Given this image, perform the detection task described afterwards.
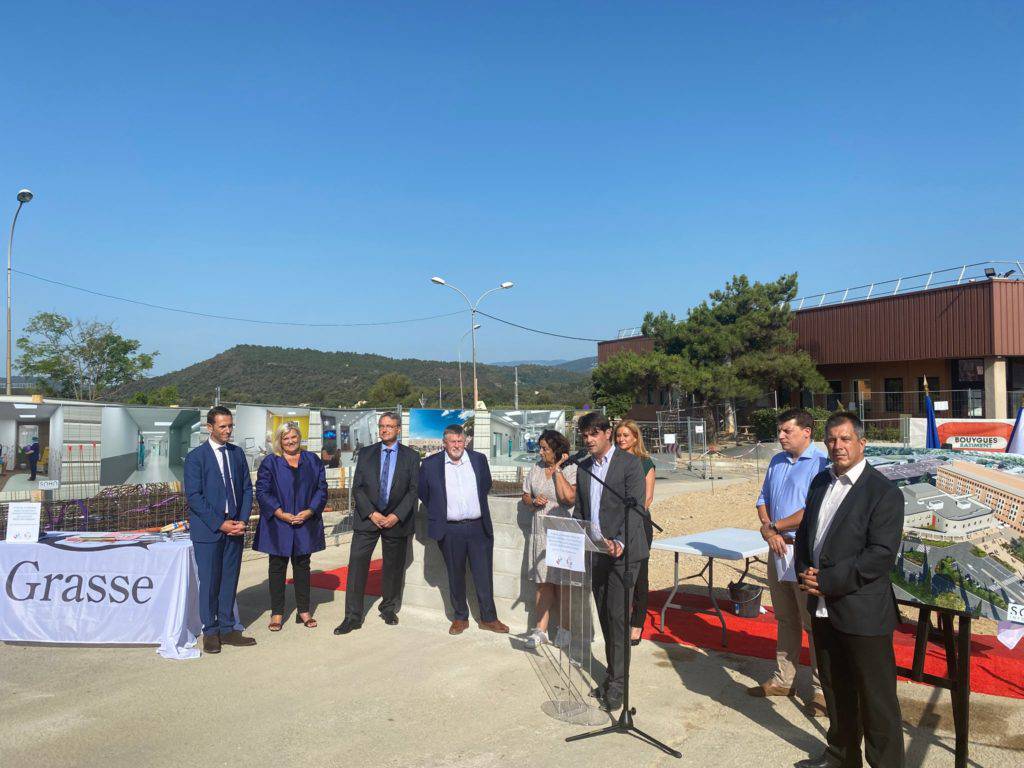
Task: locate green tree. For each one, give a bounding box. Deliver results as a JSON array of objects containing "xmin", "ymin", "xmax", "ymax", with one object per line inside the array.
[
  {"xmin": 368, "ymin": 373, "xmax": 416, "ymax": 406},
  {"xmin": 17, "ymin": 312, "xmax": 156, "ymax": 401},
  {"xmin": 591, "ymin": 350, "xmax": 693, "ymax": 419},
  {"xmin": 641, "ymin": 274, "xmax": 827, "ymax": 405}
]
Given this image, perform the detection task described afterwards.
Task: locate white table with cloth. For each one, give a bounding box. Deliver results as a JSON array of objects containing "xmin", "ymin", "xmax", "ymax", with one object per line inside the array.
[{"xmin": 0, "ymin": 532, "xmax": 202, "ymax": 660}]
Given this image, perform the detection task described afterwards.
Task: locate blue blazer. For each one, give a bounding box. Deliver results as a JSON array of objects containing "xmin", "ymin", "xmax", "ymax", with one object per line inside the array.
[
  {"xmin": 184, "ymin": 441, "xmax": 254, "ymax": 544},
  {"xmin": 253, "ymin": 451, "xmax": 328, "ymax": 557},
  {"xmin": 417, "ymin": 449, "xmax": 492, "ymax": 541}
]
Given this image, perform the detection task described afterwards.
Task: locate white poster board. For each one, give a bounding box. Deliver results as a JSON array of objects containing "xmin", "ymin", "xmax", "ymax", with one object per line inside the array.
[
  {"xmin": 545, "ymin": 529, "xmax": 586, "ymax": 573},
  {"xmin": 663, "ymin": 433, "xmax": 676, "ymax": 445},
  {"xmin": 5, "ymin": 502, "xmax": 41, "ymax": 542}
]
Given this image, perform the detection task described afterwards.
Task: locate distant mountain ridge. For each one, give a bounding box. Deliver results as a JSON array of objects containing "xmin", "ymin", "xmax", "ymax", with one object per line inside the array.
[
  {"xmin": 490, "ymin": 356, "xmax": 597, "ymax": 373},
  {"xmin": 114, "ymin": 345, "xmax": 591, "ymax": 408}
]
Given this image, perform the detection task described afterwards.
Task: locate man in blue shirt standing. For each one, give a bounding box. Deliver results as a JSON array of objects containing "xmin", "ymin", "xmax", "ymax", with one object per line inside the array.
[{"xmin": 747, "ymin": 408, "xmax": 828, "ymax": 717}]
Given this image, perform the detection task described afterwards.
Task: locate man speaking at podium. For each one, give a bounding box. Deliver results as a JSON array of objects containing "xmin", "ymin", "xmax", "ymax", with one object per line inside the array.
[{"xmin": 574, "ymin": 411, "xmax": 648, "ymax": 712}]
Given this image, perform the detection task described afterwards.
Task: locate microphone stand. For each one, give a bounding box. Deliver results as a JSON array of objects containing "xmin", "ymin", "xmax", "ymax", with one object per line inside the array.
[{"xmin": 564, "ymin": 454, "xmax": 682, "ymax": 759}]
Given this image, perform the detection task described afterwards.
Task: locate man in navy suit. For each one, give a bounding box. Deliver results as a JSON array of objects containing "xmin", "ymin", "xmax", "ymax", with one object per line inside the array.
[
  {"xmin": 418, "ymin": 424, "xmax": 509, "ymax": 635},
  {"xmin": 184, "ymin": 405, "xmax": 257, "ymax": 654}
]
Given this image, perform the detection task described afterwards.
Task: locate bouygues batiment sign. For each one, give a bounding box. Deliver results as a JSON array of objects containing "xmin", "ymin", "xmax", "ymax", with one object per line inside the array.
[{"xmin": 910, "ymin": 418, "xmax": 1017, "ymax": 452}]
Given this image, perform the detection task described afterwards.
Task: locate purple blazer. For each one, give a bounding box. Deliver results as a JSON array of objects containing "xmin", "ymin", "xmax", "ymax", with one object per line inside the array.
[{"xmin": 253, "ymin": 451, "xmax": 328, "ymax": 557}]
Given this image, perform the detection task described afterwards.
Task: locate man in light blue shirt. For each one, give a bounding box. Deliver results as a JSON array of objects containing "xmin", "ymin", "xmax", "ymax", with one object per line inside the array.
[{"xmin": 748, "ymin": 409, "xmax": 828, "ymax": 716}]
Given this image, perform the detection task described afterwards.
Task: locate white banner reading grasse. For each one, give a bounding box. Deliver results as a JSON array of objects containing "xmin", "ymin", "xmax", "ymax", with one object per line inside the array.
[{"xmin": 0, "ymin": 534, "xmax": 202, "ymax": 660}]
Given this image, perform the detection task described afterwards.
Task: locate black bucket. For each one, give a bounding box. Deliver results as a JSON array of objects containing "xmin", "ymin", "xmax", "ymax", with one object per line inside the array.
[{"xmin": 727, "ymin": 581, "xmax": 763, "ymax": 618}]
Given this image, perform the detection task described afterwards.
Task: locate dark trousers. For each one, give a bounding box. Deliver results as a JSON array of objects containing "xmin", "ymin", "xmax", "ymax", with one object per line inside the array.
[
  {"xmin": 344, "ymin": 530, "xmax": 409, "ymax": 621},
  {"xmin": 812, "ymin": 617, "xmax": 905, "ymax": 768},
  {"xmin": 193, "ymin": 536, "xmax": 243, "ymax": 635},
  {"xmin": 629, "ymin": 519, "xmax": 655, "ymax": 628},
  {"xmin": 439, "ymin": 519, "xmax": 497, "ymax": 623},
  {"xmin": 28, "ymin": 458, "xmax": 37, "ymax": 480},
  {"xmin": 592, "ymin": 553, "xmax": 641, "ymax": 700},
  {"xmin": 268, "ymin": 553, "xmax": 311, "ymax": 615}
]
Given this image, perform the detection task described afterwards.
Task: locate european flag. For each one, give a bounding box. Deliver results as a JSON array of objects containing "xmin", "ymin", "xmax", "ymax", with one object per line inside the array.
[
  {"xmin": 924, "ymin": 393, "xmax": 941, "ymax": 449},
  {"xmin": 1008, "ymin": 403, "xmax": 1024, "ymax": 456}
]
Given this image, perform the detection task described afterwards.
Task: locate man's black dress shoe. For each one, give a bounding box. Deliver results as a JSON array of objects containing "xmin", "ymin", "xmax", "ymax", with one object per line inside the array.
[
  {"xmin": 380, "ymin": 611, "xmax": 399, "ymax": 626},
  {"xmin": 333, "ymin": 618, "xmax": 362, "ymax": 635},
  {"xmin": 794, "ymin": 753, "xmax": 843, "ymax": 768}
]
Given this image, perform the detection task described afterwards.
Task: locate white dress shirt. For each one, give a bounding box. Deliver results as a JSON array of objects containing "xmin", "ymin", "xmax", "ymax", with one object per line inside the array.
[
  {"xmin": 208, "ymin": 437, "xmax": 234, "ymax": 516},
  {"xmin": 812, "ymin": 458, "xmax": 867, "ymax": 618},
  {"xmin": 444, "ymin": 453, "xmax": 482, "ymax": 522}
]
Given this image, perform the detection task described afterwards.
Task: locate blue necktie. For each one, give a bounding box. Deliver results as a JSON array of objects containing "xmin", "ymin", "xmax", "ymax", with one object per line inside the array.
[
  {"xmin": 379, "ymin": 448, "xmax": 393, "ymax": 507},
  {"xmin": 219, "ymin": 446, "xmax": 238, "ymax": 518}
]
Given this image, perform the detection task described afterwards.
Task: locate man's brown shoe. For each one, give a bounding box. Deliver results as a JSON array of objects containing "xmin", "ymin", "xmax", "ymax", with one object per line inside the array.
[
  {"xmin": 478, "ymin": 619, "xmax": 510, "ymax": 634},
  {"xmin": 746, "ymin": 682, "xmax": 795, "ymax": 697},
  {"xmin": 202, "ymin": 634, "xmax": 221, "ymax": 654},
  {"xmin": 449, "ymin": 620, "xmax": 469, "ymax": 635},
  {"xmin": 220, "ymin": 631, "xmax": 257, "ymax": 647},
  {"xmin": 805, "ymin": 692, "xmax": 828, "ymax": 717}
]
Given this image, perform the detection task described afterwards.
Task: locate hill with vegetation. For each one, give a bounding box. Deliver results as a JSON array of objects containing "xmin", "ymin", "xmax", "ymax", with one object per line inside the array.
[{"xmin": 114, "ymin": 345, "xmax": 592, "ymax": 408}]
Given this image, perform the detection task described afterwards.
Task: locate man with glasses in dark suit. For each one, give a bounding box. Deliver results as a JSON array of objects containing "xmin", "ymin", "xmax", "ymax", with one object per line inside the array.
[{"xmin": 336, "ymin": 412, "xmax": 420, "ymax": 634}]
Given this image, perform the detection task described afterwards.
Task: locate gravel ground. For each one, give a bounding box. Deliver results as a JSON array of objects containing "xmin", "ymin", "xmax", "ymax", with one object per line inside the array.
[{"xmin": 648, "ymin": 477, "xmax": 768, "ymax": 595}]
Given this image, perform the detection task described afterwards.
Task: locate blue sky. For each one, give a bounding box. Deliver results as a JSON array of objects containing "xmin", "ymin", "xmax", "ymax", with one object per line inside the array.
[{"xmin": 4, "ymin": 2, "xmax": 1022, "ymax": 374}]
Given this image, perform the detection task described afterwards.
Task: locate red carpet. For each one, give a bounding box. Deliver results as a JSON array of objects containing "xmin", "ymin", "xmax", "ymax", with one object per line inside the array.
[
  {"xmin": 290, "ymin": 561, "xmax": 383, "ymax": 595},
  {"xmin": 297, "ymin": 562, "xmax": 1023, "ymax": 699},
  {"xmin": 643, "ymin": 589, "xmax": 1024, "ymax": 700}
]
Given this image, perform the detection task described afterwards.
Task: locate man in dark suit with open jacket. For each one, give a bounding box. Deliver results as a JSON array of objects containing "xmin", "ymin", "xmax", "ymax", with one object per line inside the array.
[
  {"xmin": 574, "ymin": 411, "xmax": 649, "ymax": 712},
  {"xmin": 794, "ymin": 412, "xmax": 905, "ymax": 768},
  {"xmin": 336, "ymin": 412, "xmax": 420, "ymax": 634}
]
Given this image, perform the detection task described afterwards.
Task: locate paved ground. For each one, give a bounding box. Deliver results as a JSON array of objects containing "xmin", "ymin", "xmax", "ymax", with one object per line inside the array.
[{"xmin": 2, "ymin": 545, "xmax": 1021, "ymax": 768}]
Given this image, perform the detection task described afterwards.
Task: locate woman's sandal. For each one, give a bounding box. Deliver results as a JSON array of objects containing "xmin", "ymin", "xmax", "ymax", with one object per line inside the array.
[
  {"xmin": 268, "ymin": 617, "xmax": 284, "ymax": 632},
  {"xmin": 296, "ymin": 614, "xmax": 317, "ymax": 628}
]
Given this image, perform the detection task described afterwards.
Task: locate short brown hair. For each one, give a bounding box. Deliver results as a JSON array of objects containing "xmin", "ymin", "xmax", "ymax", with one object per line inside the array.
[
  {"xmin": 777, "ymin": 408, "xmax": 814, "ymax": 431},
  {"xmin": 578, "ymin": 411, "xmax": 611, "ymax": 434}
]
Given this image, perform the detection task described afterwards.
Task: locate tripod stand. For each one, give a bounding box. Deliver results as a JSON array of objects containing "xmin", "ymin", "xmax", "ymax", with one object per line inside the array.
[{"xmin": 565, "ymin": 456, "xmax": 682, "ymax": 759}]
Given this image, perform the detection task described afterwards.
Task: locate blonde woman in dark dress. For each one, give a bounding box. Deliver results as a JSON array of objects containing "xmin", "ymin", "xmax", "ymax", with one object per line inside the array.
[{"xmin": 615, "ymin": 420, "xmax": 656, "ymax": 645}]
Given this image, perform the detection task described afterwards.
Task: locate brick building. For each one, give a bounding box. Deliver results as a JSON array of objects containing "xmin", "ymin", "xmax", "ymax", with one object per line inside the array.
[
  {"xmin": 598, "ymin": 266, "xmax": 1024, "ymax": 422},
  {"xmin": 935, "ymin": 461, "xmax": 1024, "ymax": 535}
]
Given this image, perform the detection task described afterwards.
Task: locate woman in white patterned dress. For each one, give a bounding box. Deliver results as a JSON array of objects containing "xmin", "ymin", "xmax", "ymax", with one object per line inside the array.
[{"xmin": 521, "ymin": 429, "xmax": 577, "ymax": 647}]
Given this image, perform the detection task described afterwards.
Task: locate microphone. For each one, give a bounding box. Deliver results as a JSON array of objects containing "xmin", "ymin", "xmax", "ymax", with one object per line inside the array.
[{"xmin": 559, "ymin": 449, "xmax": 590, "ymax": 466}]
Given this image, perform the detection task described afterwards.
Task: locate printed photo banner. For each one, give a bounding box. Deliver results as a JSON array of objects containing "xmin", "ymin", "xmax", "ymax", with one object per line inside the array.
[{"xmin": 0, "ymin": 534, "xmax": 202, "ymax": 660}]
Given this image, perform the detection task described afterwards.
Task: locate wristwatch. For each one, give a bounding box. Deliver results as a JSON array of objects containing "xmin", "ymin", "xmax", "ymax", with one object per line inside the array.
[{"xmin": 768, "ymin": 522, "xmax": 780, "ymax": 535}]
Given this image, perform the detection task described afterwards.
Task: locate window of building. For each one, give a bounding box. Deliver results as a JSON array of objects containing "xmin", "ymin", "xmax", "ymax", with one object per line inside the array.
[{"xmin": 884, "ymin": 378, "xmax": 904, "ymax": 413}]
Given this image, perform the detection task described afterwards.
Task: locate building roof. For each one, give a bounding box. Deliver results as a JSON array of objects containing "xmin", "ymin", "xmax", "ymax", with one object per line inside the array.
[
  {"xmin": 943, "ymin": 460, "xmax": 1024, "ymax": 496},
  {"xmin": 902, "ymin": 483, "xmax": 992, "ymax": 521},
  {"xmin": 875, "ymin": 458, "xmax": 948, "ymax": 482}
]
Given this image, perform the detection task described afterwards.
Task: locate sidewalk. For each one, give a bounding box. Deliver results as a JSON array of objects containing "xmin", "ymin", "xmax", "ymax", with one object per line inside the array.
[{"xmin": 1, "ymin": 545, "xmax": 1020, "ymax": 768}]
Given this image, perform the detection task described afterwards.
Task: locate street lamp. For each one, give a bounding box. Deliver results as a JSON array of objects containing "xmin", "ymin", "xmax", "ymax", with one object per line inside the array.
[
  {"xmin": 7, "ymin": 189, "xmax": 33, "ymax": 396},
  {"xmin": 458, "ymin": 324, "xmax": 481, "ymax": 410},
  {"xmin": 431, "ymin": 277, "xmax": 514, "ymax": 411}
]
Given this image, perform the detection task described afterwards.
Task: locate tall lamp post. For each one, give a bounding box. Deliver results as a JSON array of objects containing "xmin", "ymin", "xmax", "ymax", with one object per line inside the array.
[
  {"xmin": 7, "ymin": 189, "xmax": 33, "ymax": 396},
  {"xmin": 457, "ymin": 324, "xmax": 481, "ymax": 410},
  {"xmin": 431, "ymin": 277, "xmax": 513, "ymax": 411}
]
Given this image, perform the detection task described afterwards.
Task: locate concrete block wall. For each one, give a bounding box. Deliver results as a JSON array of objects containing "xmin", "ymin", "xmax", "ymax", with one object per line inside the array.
[
  {"xmin": 59, "ymin": 405, "xmax": 102, "ymax": 499},
  {"xmin": 306, "ymin": 410, "xmax": 323, "ymax": 454},
  {"xmin": 334, "ymin": 496, "xmax": 601, "ymax": 635}
]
